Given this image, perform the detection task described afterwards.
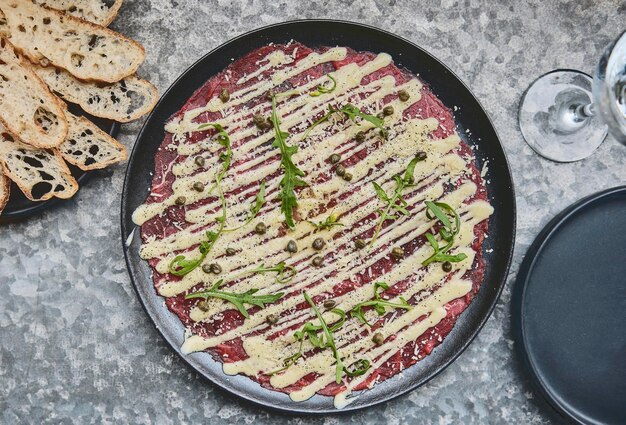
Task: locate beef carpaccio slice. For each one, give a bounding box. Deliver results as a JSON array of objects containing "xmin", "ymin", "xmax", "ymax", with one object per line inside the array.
[{"xmin": 132, "ymin": 41, "xmax": 493, "ymax": 408}]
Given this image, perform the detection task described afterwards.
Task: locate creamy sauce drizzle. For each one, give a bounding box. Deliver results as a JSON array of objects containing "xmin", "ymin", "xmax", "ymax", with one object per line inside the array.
[{"xmin": 133, "ymin": 46, "xmax": 493, "ymax": 408}]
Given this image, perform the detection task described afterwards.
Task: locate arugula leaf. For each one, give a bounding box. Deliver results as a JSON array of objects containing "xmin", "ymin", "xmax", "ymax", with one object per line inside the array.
[
  {"xmin": 168, "ymin": 188, "xmax": 227, "ymax": 276},
  {"xmin": 369, "ymin": 155, "xmax": 427, "ymax": 247},
  {"xmin": 244, "ymin": 261, "xmax": 297, "ymax": 284},
  {"xmin": 422, "ymin": 201, "xmax": 468, "ymax": 266},
  {"xmin": 350, "ymin": 281, "xmax": 411, "ymax": 326},
  {"xmin": 270, "ymin": 96, "xmax": 308, "ymax": 230},
  {"xmin": 307, "ymin": 211, "xmax": 344, "ymax": 231},
  {"xmin": 186, "ymin": 279, "xmax": 284, "ymax": 318},
  {"xmin": 310, "ymin": 74, "xmax": 337, "ymax": 97},
  {"xmin": 196, "ymin": 123, "xmax": 232, "ymax": 190},
  {"xmin": 302, "ymin": 103, "xmax": 387, "ymax": 140}
]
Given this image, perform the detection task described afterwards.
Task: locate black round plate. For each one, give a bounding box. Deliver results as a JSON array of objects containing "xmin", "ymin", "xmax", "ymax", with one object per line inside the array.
[
  {"xmin": 121, "ymin": 20, "xmax": 516, "ymax": 413},
  {"xmin": 0, "ymin": 104, "xmax": 119, "ymax": 224},
  {"xmin": 513, "ymin": 186, "xmax": 626, "ymax": 425}
]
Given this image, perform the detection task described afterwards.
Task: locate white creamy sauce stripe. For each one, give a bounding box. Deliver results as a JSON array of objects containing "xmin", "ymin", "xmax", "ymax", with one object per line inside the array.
[{"xmin": 132, "ymin": 46, "xmax": 493, "ymax": 408}]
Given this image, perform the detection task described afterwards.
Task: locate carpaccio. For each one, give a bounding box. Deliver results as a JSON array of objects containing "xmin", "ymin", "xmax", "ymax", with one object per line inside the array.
[{"xmin": 133, "ymin": 41, "xmax": 492, "ymax": 407}]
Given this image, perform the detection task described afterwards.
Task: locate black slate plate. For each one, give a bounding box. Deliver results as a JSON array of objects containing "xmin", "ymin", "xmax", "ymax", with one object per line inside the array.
[
  {"xmin": 121, "ymin": 20, "xmax": 516, "ymax": 414},
  {"xmin": 513, "ymin": 186, "xmax": 626, "ymax": 425},
  {"xmin": 0, "ymin": 103, "xmax": 119, "ymax": 224}
]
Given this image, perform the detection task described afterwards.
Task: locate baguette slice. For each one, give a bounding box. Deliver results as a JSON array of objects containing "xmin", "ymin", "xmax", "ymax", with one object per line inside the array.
[
  {"xmin": 60, "ymin": 111, "xmax": 126, "ymax": 170},
  {"xmin": 0, "ymin": 167, "xmax": 9, "ymax": 214},
  {"xmin": 0, "ymin": 127, "xmax": 78, "ymax": 201},
  {"xmin": 0, "ymin": 0, "xmax": 145, "ymax": 82},
  {"xmin": 0, "ymin": 37, "xmax": 68, "ymax": 148},
  {"xmin": 34, "ymin": 64, "xmax": 158, "ymax": 122},
  {"xmin": 33, "ymin": 0, "xmax": 123, "ymax": 26}
]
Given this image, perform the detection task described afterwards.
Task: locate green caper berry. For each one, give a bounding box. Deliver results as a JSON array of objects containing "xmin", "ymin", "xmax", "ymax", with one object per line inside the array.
[
  {"xmin": 329, "ymin": 153, "xmax": 341, "ymax": 164},
  {"xmin": 377, "ymin": 112, "xmax": 384, "ymax": 119},
  {"xmin": 209, "ymin": 263, "xmax": 222, "ymax": 274},
  {"xmin": 197, "ymin": 300, "xmax": 210, "ymax": 312},
  {"xmin": 391, "ymin": 246, "xmax": 405, "ymax": 259},
  {"xmin": 219, "ymin": 88, "xmax": 230, "ymax": 102},
  {"xmin": 323, "ymin": 299, "xmax": 336, "ymax": 309},
  {"xmin": 265, "ymin": 89, "xmax": 275, "ymax": 100},
  {"xmin": 335, "ymin": 164, "xmax": 346, "ymax": 177},
  {"xmin": 195, "ymin": 156, "xmax": 205, "ymax": 167},
  {"xmin": 286, "ymin": 240, "xmax": 298, "ymax": 253},
  {"xmin": 398, "ymin": 90, "xmax": 410, "ymax": 102},
  {"xmin": 193, "ymin": 182, "xmax": 205, "ymax": 192},
  {"xmin": 355, "ymin": 131, "xmax": 365, "ymax": 143},
  {"xmin": 372, "ymin": 332, "xmax": 385, "ymax": 346},
  {"xmin": 202, "ymin": 264, "xmax": 211, "ymax": 273},
  {"xmin": 266, "ymin": 314, "xmax": 279, "ymax": 325},
  {"xmin": 342, "ymin": 172, "xmax": 353, "ymax": 182},
  {"xmin": 174, "ymin": 196, "xmax": 186, "ymax": 206},
  {"xmin": 312, "ymin": 256, "xmax": 324, "ymax": 267},
  {"xmin": 255, "ymin": 222, "xmax": 267, "ymax": 235},
  {"xmin": 416, "ymin": 151, "xmax": 428, "ymax": 161},
  {"xmin": 253, "ymin": 114, "xmax": 267, "ymax": 128},
  {"xmin": 355, "ymin": 239, "xmax": 366, "ymax": 249},
  {"xmin": 312, "ymin": 237, "xmax": 325, "ymax": 250},
  {"xmin": 383, "ymin": 105, "xmax": 394, "ymax": 116},
  {"xmin": 225, "ymin": 248, "xmax": 237, "ymax": 256},
  {"xmin": 442, "ymin": 261, "xmax": 453, "ymax": 272}
]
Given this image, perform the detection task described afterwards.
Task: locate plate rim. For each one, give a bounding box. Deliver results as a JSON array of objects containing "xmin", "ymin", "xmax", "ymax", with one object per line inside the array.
[
  {"xmin": 512, "ymin": 185, "xmax": 626, "ymax": 425},
  {"xmin": 121, "ymin": 18, "xmax": 516, "ymax": 414}
]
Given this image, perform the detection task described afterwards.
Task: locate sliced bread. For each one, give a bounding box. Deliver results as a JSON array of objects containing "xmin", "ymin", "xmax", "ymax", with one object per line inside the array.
[
  {"xmin": 34, "ymin": 64, "xmax": 158, "ymax": 122},
  {"xmin": 0, "ymin": 37, "xmax": 68, "ymax": 148},
  {"xmin": 60, "ymin": 111, "xmax": 126, "ymax": 170},
  {"xmin": 0, "ymin": 126, "xmax": 78, "ymax": 201},
  {"xmin": 0, "ymin": 167, "xmax": 9, "ymax": 214},
  {"xmin": 32, "ymin": 0, "xmax": 123, "ymax": 26},
  {"xmin": 0, "ymin": 0, "xmax": 145, "ymax": 82}
]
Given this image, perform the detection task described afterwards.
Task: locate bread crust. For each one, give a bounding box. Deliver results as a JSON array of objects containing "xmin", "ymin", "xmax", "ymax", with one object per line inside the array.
[
  {"xmin": 33, "ymin": 0, "xmax": 124, "ymax": 26},
  {"xmin": 0, "ymin": 169, "xmax": 9, "ymax": 213}
]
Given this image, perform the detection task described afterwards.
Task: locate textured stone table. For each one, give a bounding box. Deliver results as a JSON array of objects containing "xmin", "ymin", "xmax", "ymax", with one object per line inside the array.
[{"xmin": 1, "ymin": 1, "xmax": 624, "ymax": 423}]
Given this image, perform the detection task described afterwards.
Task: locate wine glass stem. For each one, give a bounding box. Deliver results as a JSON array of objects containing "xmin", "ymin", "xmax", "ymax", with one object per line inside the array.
[{"xmin": 573, "ymin": 103, "xmax": 596, "ymax": 121}]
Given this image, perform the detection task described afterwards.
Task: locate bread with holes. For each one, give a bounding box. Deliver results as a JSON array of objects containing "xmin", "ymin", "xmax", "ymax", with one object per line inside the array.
[
  {"xmin": 60, "ymin": 111, "xmax": 126, "ymax": 170},
  {"xmin": 0, "ymin": 127, "xmax": 78, "ymax": 201},
  {"xmin": 0, "ymin": 37, "xmax": 67, "ymax": 148},
  {"xmin": 0, "ymin": 166, "xmax": 9, "ymax": 213},
  {"xmin": 34, "ymin": 64, "xmax": 158, "ymax": 122},
  {"xmin": 0, "ymin": 0, "xmax": 145, "ymax": 82},
  {"xmin": 32, "ymin": 0, "xmax": 123, "ymax": 26}
]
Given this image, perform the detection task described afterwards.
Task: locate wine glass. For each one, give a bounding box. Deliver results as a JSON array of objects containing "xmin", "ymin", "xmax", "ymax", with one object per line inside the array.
[{"xmin": 519, "ymin": 30, "xmax": 626, "ymax": 162}]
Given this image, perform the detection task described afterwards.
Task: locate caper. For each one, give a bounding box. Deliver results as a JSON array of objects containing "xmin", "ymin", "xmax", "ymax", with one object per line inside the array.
[
  {"xmin": 255, "ymin": 222, "xmax": 267, "ymax": 235},
  {"xmin": 174, "ymin": 196, "xmax": 186, "ymax": 206},
  {"xmin": 383, "ymin": 105, "xmax": 394, "ymax": 116},
  {"xmin": 335, "ymin": 164, "xmax": 346, "ymax": 177},
  {"xmin": 253, "ymin": 113, "xmax": 269, "ymax": 129},
  {"xmin": 342, "ymin": 172, "xmax": 353, "ymax": 182},
  {"xmin": 442, "ymin": 261, "xmax": 453, "ymax": 272},
  {"xmin": 193, "ymin": 181, "xmax": 205, "ymax": 192},
  {"xmin": 312, "ymin": 256, "xmax": 324, "ymax": 267},
  {"xmin": 323, "ymin": 299, "xmax": 336, "ymax": 309},
  {"xmin": 286, "ymin": 240, "xmax": 298, "ymax": 253},
  {"xmin": 209, "ymin": 263, "xmax": 222, "ymax": 274},
  {"xmin": 355, "ymin": 238, "xmax": 366, "ymax": 249},
  {"xmin": 219, "ymin": 88, "xmax": 230, "ymax": 102},
  {"xmin": 329, "ymin": 153, "xmax": 341, "ymax": 164},
  {"xmin": 202, "ymin": 264, "xmax": 212, "ymax": 273},
  {"xmin": 416, "ymin": 151, "xmax": 427, "ymax": 161},
  {"xmin": 225, "ymin": 247, "xmax": 237, "ymax": 256},
  {"xmin": 391, "ymin": 246, "xmax": 405, "ymax": 259},
  {"xmin": 377, "ymin": 112, "xmax": 384, "ymax": 119},
  {"xmin": 195, "ymin": 156, "xmax": 205, "ymax": 167},
  {"xmin": 197, "ymin": 300, "xmax": 210, "ymax": 312},
  {"xmin": 372, "ymin": 332, "xmax": 385, "ymax": 346},
  {"xmin": 398, "ymin": 90, "xmax": 410, "ymax": 102},
  {"xmin": 312, "ymin": 237, "xmax": 325, "ymax": 250},
  {"xmin": 266, "ymin": 314, "xmax": 279, "ymax": 325},
  {"xmin": 355, "ymin": 131, "xmax": 365, "ymax": 143},
  {"xmin": 265, "ymin": 89, "xmax": 275, "ymax": 100}
]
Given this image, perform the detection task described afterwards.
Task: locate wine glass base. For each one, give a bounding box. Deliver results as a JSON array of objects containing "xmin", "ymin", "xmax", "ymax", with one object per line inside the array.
[{"xmin": 519, "ymin": 70, "xmax": 608, "ymax": 162}]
